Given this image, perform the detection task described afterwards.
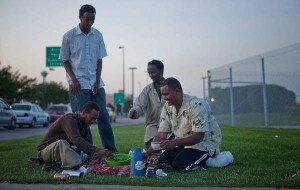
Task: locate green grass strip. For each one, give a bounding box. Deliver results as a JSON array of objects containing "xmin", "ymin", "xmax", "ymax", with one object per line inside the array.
[{"xmin": 0, "ymin": 125, "xmax": 299, "ymax": 188}]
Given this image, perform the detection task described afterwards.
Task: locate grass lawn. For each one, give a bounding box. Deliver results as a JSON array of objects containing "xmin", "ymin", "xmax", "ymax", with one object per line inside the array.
[{"xmin": 0, "ymin": 125, "xmax": 299, "ymax": 188}]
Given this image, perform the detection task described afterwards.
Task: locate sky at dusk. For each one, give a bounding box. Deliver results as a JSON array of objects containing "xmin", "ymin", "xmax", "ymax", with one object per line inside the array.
[{"xmin": 1, "ymin": 0, "xmax": 300, "ymax": 98}]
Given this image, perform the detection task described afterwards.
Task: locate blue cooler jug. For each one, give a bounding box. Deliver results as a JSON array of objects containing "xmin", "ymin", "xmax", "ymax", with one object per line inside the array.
[{"xmin": 130, "ymin": 148, "xmax": 143, "ymax": 177}]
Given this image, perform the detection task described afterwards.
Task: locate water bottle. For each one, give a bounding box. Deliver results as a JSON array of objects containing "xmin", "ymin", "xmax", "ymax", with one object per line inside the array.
[
  {"xmin": 80, "ymin": 151, "xmax": 87, "ymax": 162},
  {"xmin": 62, "ymin": 170, "xmax": 84, "ymax": 178},
  {"xmin": 129, "ymin": 148, "xmax": 143, "ymax": 177}
]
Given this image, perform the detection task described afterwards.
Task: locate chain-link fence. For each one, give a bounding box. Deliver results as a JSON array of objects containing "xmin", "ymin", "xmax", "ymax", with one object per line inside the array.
[{"xmin": 205, "ymin": 42, "xmax": 300, "ymax": 127}]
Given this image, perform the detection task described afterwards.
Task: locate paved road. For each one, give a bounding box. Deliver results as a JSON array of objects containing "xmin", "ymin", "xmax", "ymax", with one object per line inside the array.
[{"xmin": 0, "ymin": 116, "xmax": 145, "ymax": 141}]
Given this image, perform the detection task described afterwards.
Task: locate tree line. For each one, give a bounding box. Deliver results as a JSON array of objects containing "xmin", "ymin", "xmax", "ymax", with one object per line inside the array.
[
  {"xmin": 0, "ymin": 62, "xmax": 69, "ymax": 108},
  {"xmin": 210, "ymin": 84, "xmax": 297, "ymax": 114}
]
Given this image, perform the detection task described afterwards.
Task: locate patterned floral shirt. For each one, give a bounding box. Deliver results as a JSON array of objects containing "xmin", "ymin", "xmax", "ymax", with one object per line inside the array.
[{"xmin": 158, "ymin": 94, "xmax": 222, "ymax": 155}]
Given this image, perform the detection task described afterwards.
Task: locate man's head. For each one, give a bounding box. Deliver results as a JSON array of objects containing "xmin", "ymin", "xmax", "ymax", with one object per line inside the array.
[
  {"xmin": 147, "ymin": 60, "xmax": 164, "ymax": 83},
  {"xmin": 160, "ymin": 77, "xmax": 183, "ymax": 106},
  {"xmin": 79, "ymin": 4, "xmax": 96, "ymax": 30},
  {"xmin": 79, "ymin": 101, "xmax": 99, "ymax": 125}
]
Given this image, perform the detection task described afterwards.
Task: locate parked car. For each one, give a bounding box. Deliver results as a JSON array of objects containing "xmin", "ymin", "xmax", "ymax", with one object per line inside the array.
[
  {"xmin": 0, "ymin": 98, "xmax": 17, "ymax": 130},
  {"xmin": 106, "ymin": 107, "xmax": 116, "ymax": 123},
  {"xmin": 11, "ymin": 103, "xmax": 50, "ymax": 128},
  {"xmin": 45, "ymin": 104, "xmax": 72, "ymax": 123}
]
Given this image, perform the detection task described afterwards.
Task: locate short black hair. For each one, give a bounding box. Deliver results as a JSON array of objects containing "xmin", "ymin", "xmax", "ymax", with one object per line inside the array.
[
  {"xmin": 79, "ymin": 101, "xmax": 99, "ymax": 113},
  {"xmin": 148, "ymin": 60, "xmax": 164, "ymax": 73},
  {"xmin": 79, "ymin": 4, "xmax": 96, "ymax": 18},
  {"xmin": 161, "ymin": 77, "xmax": 183, "ymax": 92}
]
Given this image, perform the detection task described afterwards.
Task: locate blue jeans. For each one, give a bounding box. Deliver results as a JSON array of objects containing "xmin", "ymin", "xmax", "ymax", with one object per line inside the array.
[{"xmin": 69, "ymin": 88, "xmax": 117, "ymax": 152}]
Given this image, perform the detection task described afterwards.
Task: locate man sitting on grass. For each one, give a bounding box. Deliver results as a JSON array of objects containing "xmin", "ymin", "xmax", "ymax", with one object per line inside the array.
[
  {"xmin": 143, "ymin": 77, "xmax": 222, "ymax": 172},
  {"xmin": 35, "ymin": 101, "xmax": 112, "ymax": 171}
]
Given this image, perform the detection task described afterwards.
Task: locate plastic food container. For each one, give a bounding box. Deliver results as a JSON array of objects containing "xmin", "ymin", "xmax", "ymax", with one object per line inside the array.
[{"xmin": 105, "ymin": 154, "xmax": 130, "ymax": 166}]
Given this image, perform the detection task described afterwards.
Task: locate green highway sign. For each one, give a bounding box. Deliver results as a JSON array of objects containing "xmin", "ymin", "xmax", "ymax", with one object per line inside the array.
[
  {"xmin": 114, "ymin": 93, "xmax": 124, "ymax": 104},
  {"xmin": 46, "ymin": 46, "xmax": 63, "ymax": 67}
]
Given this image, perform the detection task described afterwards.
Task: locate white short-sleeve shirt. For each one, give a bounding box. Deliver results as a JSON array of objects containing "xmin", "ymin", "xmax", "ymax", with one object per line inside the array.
[
  {"xmin": 159, "ymin": 94, "xmax": 222, "ymax": 155},
  {"xmin": 59, "ymin": 25, "xmax": 107, "ymax": 90}
]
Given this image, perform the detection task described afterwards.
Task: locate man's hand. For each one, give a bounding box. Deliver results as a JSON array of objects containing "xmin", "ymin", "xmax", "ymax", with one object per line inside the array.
[
  {"xmin": 161, "ymin": 140, "xmax": 178, "ymax": 151},
  {"xmin": 129, "ymin": 109, "xmax": 139, "ymax": 119},
  {"xmin": 142, "ymin": 152, "xmax": 149, "ymax": 162},
  {"xmin": 93, "ymin": 80, "xmax": 100, "ymax": 94},
  {"xmin": 71, "ymin": 78, "xmax": 81, "ymax": 96},
  {"xmin": 142, "ymin": 152, "xmax": 149, "ymax": 160},
  {"xmin": 93, "ymin": 148, "xmax": 112, "ymax": 159}
]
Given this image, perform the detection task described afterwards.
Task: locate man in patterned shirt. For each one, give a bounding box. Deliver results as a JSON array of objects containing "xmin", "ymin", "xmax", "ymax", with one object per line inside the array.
[{"xmin": 143, "ymin": 77, "xmax": 222, "ymax": 172}]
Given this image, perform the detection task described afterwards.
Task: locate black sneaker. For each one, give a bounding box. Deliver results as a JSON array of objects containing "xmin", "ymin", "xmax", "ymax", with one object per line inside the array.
[
  {"xmin": 42, "ymin": 162, "xmax": 62, "ymax": 172},
  {"xmin": 28, "ymin": 157, "xmax": 44, "ymax": 169},
  {"xmin": 41, "ymin": 163, "xmax": 52, "ymax": 171}
]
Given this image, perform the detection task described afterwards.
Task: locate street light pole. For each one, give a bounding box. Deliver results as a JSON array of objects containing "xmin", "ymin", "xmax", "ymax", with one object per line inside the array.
[
  {"xmin": 119, "ymin": 46, "xmax": 125, "ymax": 95},
  {"xmin": 129, "ymin": 67, "xmax": 137, "ymax": 106},
  {"xmin": 40, "ymin": 70, "xmax": 48, "ymax": 109}
]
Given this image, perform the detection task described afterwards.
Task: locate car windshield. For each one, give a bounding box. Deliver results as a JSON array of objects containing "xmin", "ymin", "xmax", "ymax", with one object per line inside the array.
[
  {"xmin": 46, "ymin": 106, "xmax": 67, "ymax": 111},
  {"xmin": 12, "ymin": 105, "xmax": 31, "ymax": 111}
]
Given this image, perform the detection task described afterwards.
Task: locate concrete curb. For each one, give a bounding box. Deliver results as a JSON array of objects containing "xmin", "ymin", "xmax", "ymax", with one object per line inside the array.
[{"xmin": 0, "ymin": 183, "xmax": 296, "ymax": 190}]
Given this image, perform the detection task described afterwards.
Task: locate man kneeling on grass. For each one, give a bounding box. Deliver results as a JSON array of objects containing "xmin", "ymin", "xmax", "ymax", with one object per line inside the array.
[
  {"xmin": 36, "ymin": 101, "xmax": 112, "ymax": 171},
  {"xmin": 143, "ymin": 77, "xmax": 222, "ymax": 172}
]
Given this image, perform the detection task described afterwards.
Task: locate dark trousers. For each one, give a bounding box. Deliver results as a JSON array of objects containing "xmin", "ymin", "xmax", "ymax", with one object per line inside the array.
[
  {"xmin": 69, "ymin": 88, "xmax": 117, "ymax": 152},
  {"xmin": 157, "ymin": 147, "xmax": 211, "ymax": 172}
]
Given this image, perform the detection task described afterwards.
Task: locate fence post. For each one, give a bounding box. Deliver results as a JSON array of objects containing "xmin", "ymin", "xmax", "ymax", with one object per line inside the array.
[
  {"xmin": 202, "ymin": 77, "xmax": 206, "ymax": 99},
  {"xmin": 207, "ymin": 70, "xmax": 211, "ymax": 102},
  {"xmin": 261, "ymin": 57, "xmax": 268, "ymax": 127},
  {"xmin": 229, "ymin": 67, "xmax": 235, "ymax": 126}
]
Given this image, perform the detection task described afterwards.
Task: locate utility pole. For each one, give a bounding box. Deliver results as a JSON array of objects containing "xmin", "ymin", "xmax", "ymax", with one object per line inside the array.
[
  {"xmin": 119, "ymin": 46, "xmax": 125, "ymax": 115},
  {"xmin": 119, "ymin": 46, "xmax": 125, "ymax": 95},
  {"xmin": 129, "ymin": 67, "xmax": 137, "ymax": 107}
]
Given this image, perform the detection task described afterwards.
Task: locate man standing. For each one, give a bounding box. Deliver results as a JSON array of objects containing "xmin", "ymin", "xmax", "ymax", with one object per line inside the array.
[
  {"xmin": 143, "ymin": 78, "xmax": 222, "ymax": 172},
  {"xmin": 59, "ymin": 4, "xmax": 117, "ymax": 152},
  {"xmin": 37, "ymin": 102, "xmax": 111, "ymax": 170},
  {"xmin": 129, "ymin": 60, "xmax": 166, "ymax": 149}
]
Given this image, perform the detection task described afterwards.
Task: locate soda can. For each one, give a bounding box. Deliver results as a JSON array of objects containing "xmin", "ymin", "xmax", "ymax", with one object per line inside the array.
[
  {"xmin": 146, "ymin": 167, "xmax": 154, "ymax": 178},
  {"xmin": 54, "ymin": 172, "xmax": 70, "ymax": 181},
  {"xmin": 117, "ymin": 171, "xmax": 126, "ymax": 178}
]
